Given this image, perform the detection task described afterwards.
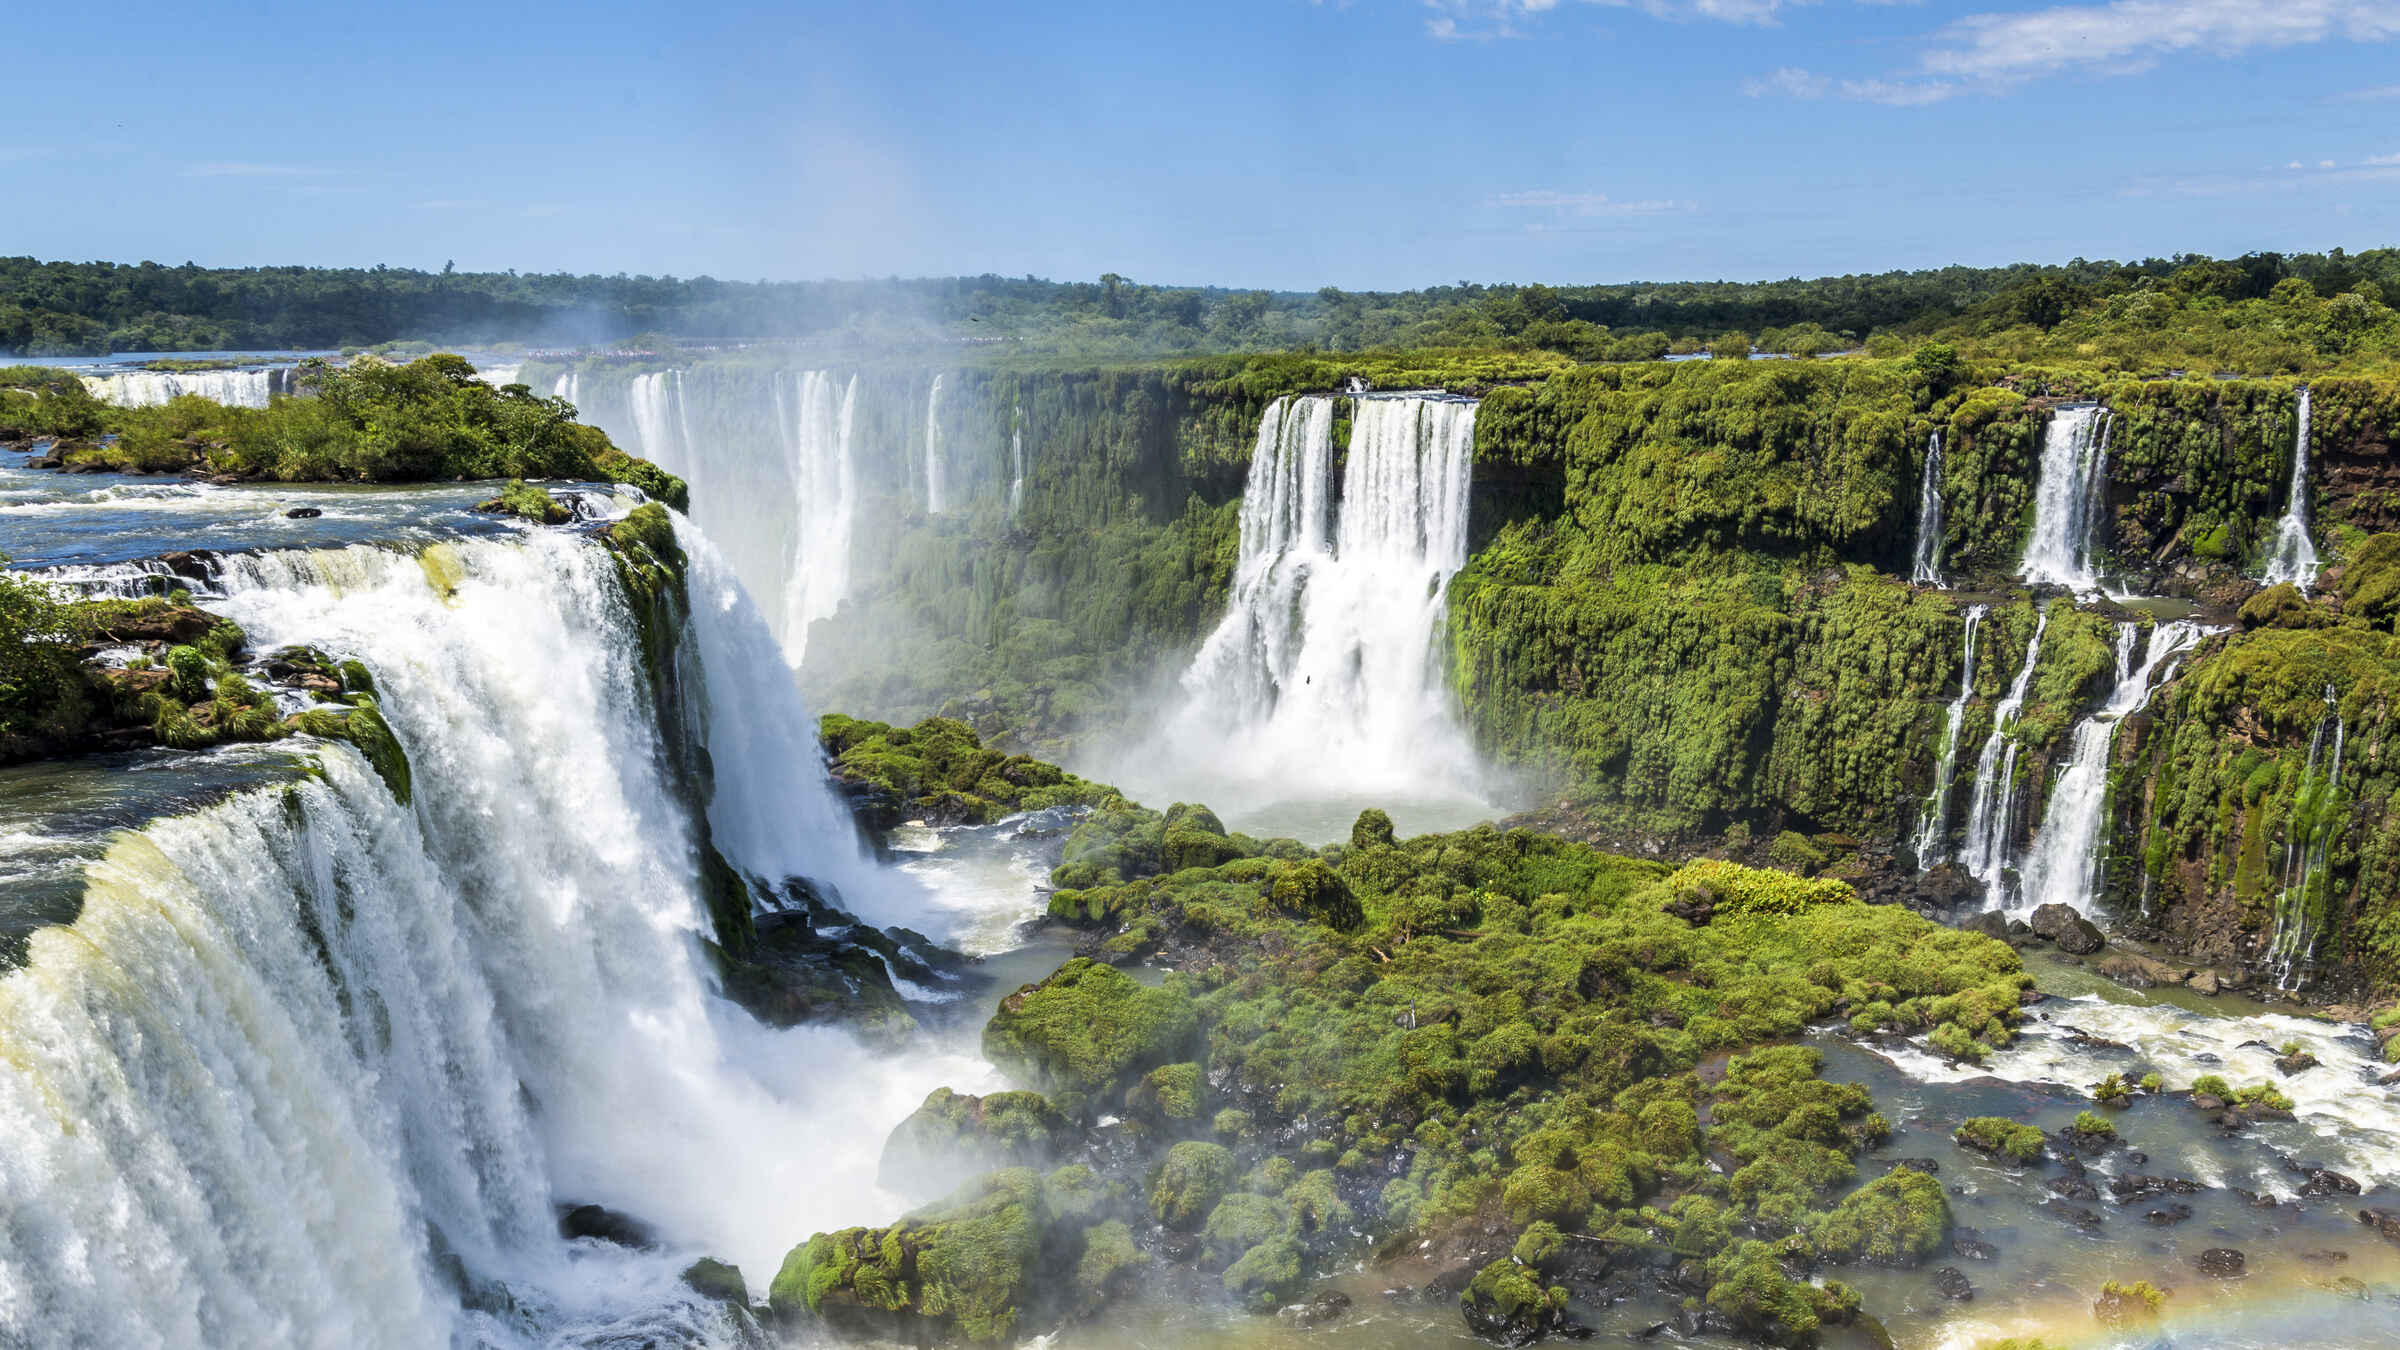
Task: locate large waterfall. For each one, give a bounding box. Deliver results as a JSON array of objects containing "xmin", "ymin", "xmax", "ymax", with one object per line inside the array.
[
  {"xmin": 2020, "ymin": 404, "xmax": 2112, "ymax": 591},
  {"xmin": 1909, "ymin": 431, "xmax": 1945, "ymax": 586},
  {"xmin": 2010, "ymin": 620, "xmax": 2206, "ymax": 918},
  {"xmin": 81, "ymin": 367, "xmax": 288, "ymax": 409},
  {"xmin": 1910, "ymin": 603, "xmax": 1984, "ymax": 866},
  {"xmin": 0, "ymin": 532, "xmax": 984, "ymax": 1347},
  {"xmin": 1959, "ymin": 610, "xmax": 2048, "ymax": 901},
  {"xmin": 1153, "ymin": 394, "xmax": 1484, "ymax": 825},
  {"xmin": 2262, "ymin": 386, "xmax": 2322, "ymax": 591}
]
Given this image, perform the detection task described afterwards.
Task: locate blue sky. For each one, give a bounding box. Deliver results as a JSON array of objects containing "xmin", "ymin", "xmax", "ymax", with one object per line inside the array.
[{"xmin": 10, "ymin": 0, "xmax": 2400, "ymax": 290}]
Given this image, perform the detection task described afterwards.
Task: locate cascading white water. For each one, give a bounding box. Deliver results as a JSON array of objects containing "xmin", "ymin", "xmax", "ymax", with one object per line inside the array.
[
  {"xmin": 2020, "ymin": 404, "xmax": 2112, "ymax": 592},
  {"xmin": 628, "ymin": 370, "xmax": 687, "ymax": 464},
  {"xmin": 924, "ymin": 373, "xmax": 948, "ymax": 513},
  {"xmin": 1909, "ymin": 430, "xmax": 1946, "ymax": 586},
  {"xmin": 1960, "ymin": 610, "xmax": 2049, "ymax": 903},
  {"xmin": 2262, "ymin": 386, "xmax": 2322, "ymax": 592},
  {"xmin": 476, "ymin": 363, "xmax": 524, "ymax": 388},
  {"xmin": 2010, "ymin": 620, "xmax": 2207, "ymax": 918},
  {"xmin": 1159, "ymin": 394, "xmax": 1483, "ymax": 812},
  {"xmin": 2268, "ymin": 686, "xmax": 2347, "ymax": 989},
  {"xmin": 0, "ymin": 533, "xmax": 993, "ymax": 1348},
  {"xmin": 80, "ymin": 367, "xmax": 280, "ymax": 409},
  {"xmin": 553, "ymin": 370, "xmax": 581, "ymax": 405},
  {"xmin": 1008, "ymin": 414, "xmax": 1025, "ymax": 516},
  {"xmin": 1910, "ymin": 604, "xmax": 1984, "ymax": 867}
]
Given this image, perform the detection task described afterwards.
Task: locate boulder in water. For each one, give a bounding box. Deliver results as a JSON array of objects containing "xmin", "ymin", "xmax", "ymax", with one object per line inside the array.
[
  {"xmin": 1951, "ymin": 1228, "xmax": 1999, "ymax": 1261},
  {"xmin": 1460, "ymin": 1258, "xmax": 1566, "ymax": 1346},
  {"xmin": 2144, "ymin": 1203, "xmax": 2194, "ymax": 1226},
  {"xmin": 2194, "ymin": 1248, "xmax": 2247, "ymax": 1278},
  {"xmin": 1932, "ymin": 1266, "xmax": 1974, "ymax": 1301},
  {"xmin": 2028, "ymin": 903, "xmax": 2106, "ymax": 954},
  {"xmin": 557, "ymin": 1202, "xmax": 656, "ymax": 1250},
  {"xmin": 681, "ymin": 1257, "xmax": 746, "ymax": 1303},
  {"xmin": 2188, "ymin": 969, "xmax": 2222, "ymax": 996},
  {"xmin": 2097, "ymin": 952, "xmax": 2185, "ymax": 988},
  {"xmin": 1960, "ymin": 909, "xmax": 2012, "ymax": 943},
  {"xmin": 878, "ymin": 1086, "xmax": 1069, "ymax": 1205},
  {"xmin": 2298, "ymin": 1167, "xmax": 2361, "ymax": 1198},
  {"xmin": 2359, "ymin": 1208, "xmax": 2400, "ymax": 1245},
  {"xmin": 285, "ymin": 506, "xmax": 322, "ymax": 519}
]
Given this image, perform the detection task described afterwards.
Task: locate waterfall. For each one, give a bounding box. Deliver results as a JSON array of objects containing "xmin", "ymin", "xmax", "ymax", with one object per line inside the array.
[
  {"xmin": 2010, "ymin": 620, "xmax": 2206, "ymax": 918},
  {"xmin": 553, "ymin": 369, "xmax": 581, "ymax": 405},
  {"xmin": 0, "ymin": 531, "xmax": 987, "ymax": 1347},
  {"xmin": 2268, "ymin": 685, "xmax": 2346, "ymax": 988},
  {"xmin": 1959, "ymin": 610, "xmax": 2049, "ymax": 903},
  {"xmin": 476, "ymin": 362, "xmax": 523, "ymax": 388},
  {"xmin": 2020, "ymin": 404, "xmax": 2112, "ymax": 592},
  {"xmin": 1909, "ymin": 431, "xmax": 1946, "ymax": 586},
  {"xmin": 924, "ymin": 373, "xmax": 948, "ymax": 513},
  {"xmin": 628, "ymin": 369, "xmax": 687, "ymax": 463},
  {"xmin": 1008, "ymin": 413, "xmax": 1025, "ymax": 515},
  {"xmin": 2261, "ymin": 387, "xmax": 2321, "ymax": 592},
  {"xmin": 1910, "ymin": 603, "xmax": 1985, "ymax": 867},
  {"xmin": 1161, "ymin": 393, "xmax": 1482, "ymax": 806},
  {"xmin": 80, "ymin": 367, "xmax": 283, "ymax": 409}
]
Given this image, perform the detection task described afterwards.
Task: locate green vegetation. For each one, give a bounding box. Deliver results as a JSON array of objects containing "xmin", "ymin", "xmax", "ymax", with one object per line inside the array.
[
  {"xmin": 2070, "ymin": 1111, "xmax": 2118, "ymax": 1140},
  {"xmin": 1953, "ymin": 1117, "xmax": 2045, "ymax": 1164},
  {"xmin": 477, "ymin": 478, "xmax": 568, "ymax": 524},
  {"xmin": 790, "ymin": 786, "xmax": 2028, "ymax": 1343},
  {"xmin": 10, "ymin": 355, "xmax": 686, "ymax": 501},
  {"xmin": 821, "ymin": 714, "xmax": 1116, "ymax": 827}
]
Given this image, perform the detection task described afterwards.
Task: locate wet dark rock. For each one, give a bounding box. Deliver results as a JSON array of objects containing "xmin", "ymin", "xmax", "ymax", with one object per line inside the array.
[
  {"xmin": 2276, "ymin": 1050, "xmax": 2321, "ymax": 1075},
  {"xmin": 1932, "ymin": 1267, "xmax": 1974, "ymax": 1301},
  {"xmin": 2194, "ymin": 1248, "xmax": 2247, "ymax": 1278},
  {"xmin": 2191, "ymin": 1093, "xmax": 2228, "ymax": 1112},
  {"xmin": 2234, "ymin": 1188, "xmax": 2282, "ymax": 1209},
  {"xmin": 2043, "ymin": 1199, "xmax": 2104, "ymax": 1230},
  {"xmin": 2028, "ymin": 903, "xmax": 2106, "ymax": 954},
  {"xmin": 2360, "ymin": 1208, "xmax": 2400, "ymax": 1245},
  {"xmin": 2006, "ymin": 918, "xmax": 2032, "ymax": 938},
  {"xmin": 1880, "ymin": 1157, "xmax": 1940, "ymax": 1176},
  {"xmin": 1951, "ymin": 1229, "xmax": 1999, "ymax": 1262},
  {"xmin": 1157, "ymin": 1231, "xmax": 1199, "ymax": 1262},
  {"xmin": 2047, "ymin": 1174, "xmax": 2100, "ymax": 1202},
  {"xmin": 2188, "ymin": 969, "xmax": 2223, "ymax": 996},
  {"xmin": 2380, "ymin": 1068, "xmax": 2400, "ymax": 1087},
  {"xmin": 1961, "ymin": 909, "xmax": 2013, "ymax": 943},
  {"xmin": 285, "ymin": 506, "xmax": 323, "ymax": 519},
  {"xmin": 2061, "ymin": 1026, "xmax": 2130, "ymax": 1052},
  {"xmin": 1420, "ymin": 1265, "xmax": 1478, "ymax": 1303},
  {"xmin": 2097, "ymin": 952, "xmax": 2185, "ymax": 988},
  {"xmin": 2125, "ymin": 1151, "xmax": 2149, "ymax": 1166},
  {"xmin": 2144, "ymin": 1203, "xmax": 2194, "ymax": 1226},
  {"xmin": 681, "ymin": 1257, "xmax": 746, "ymax": 1302},
  {"xmin": 2301, "ymin": 1249, "xmax": 2351, "ymax": 1265},
  {"xmin": 557, "ymin": 1203, "xmax": 656, "ymax": 1249},
  {"xmin": 2108, "ymin": 1174, "xmax": 2202, "ymax": 1200},
  {"xmin": 1281, "ymin": 1289, "xmax": 1351, "ymax": 1327},
  {"xmin": 2298, "ymin": 1167, "xmax": 2362, "ymax": 1198}
]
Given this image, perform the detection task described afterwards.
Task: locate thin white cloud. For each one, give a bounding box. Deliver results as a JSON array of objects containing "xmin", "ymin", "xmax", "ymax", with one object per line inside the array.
[
  {"xmin": 1920, "ymin": 0, "xmax": 2400, "ymax": 83},
  {"xmin": 182, "ymin": 162, "xmax": 334, "ymax": 178},
  {"xmin": 1742, "ymin": 66, "xmax": 1957, "ymax": 103},
  {"xmin": 1424, "ymin": 0, "xmax": 1802, "ymax": 38},
  {"xmin": 2133, "ymin": 148, "xmax": 2400, "ymax": 195},
  {"xmin": 1490, "ymin": 189, "xmax": 1694, "ymax": 216},
  {"xmin": 1742, "ymin": 66, "xmax": 1829, "ymax": 96}
]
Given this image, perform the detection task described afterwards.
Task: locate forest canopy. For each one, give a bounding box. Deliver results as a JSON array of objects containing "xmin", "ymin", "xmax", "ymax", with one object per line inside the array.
[{"xmin": 7, "ymin": 249, "xmax": 2400, "ymax": 374}]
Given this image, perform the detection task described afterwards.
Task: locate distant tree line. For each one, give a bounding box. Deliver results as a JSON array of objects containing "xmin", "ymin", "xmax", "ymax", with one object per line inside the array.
[{"xmin": 4, "ymin": 249, "xmax": 2397, "ymax": 365}]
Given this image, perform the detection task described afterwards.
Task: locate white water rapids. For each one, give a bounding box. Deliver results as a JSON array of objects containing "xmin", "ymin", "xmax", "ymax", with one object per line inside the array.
[
  {"xmin": 0, "ymin": 532, "xmax": 996, "ymax": 1348},
  {"xmin": 2262, "ymin": 386, "xmax": 2322, "ymax": 592}
]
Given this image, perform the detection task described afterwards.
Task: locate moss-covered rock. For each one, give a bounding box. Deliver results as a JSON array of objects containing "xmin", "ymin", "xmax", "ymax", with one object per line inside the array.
[
  {"xmin": 1461, "ymin": 1257, "xmax": 1566, "ymax": 1346},
  {"xmin": 1814, "ymin": 1167, "xmax": 1950, "ymax": 1265},
  {"xmin": 1149, "ymin": 1141, "xmax": 1236, "ymax": 1229},
  {"xmin": 879, "ymin": 1087, "xmax": 1071, "ymax": 1205},
  {"xmin": 770, "ymin": 1168, "xmax": 1048, "ymax": 1344},
  {"xmin": 1953, "ymin": 1116, "xmax": 2045, "ymax": 1164},
  {"xmin": 983, "ymin": 958, "xmax": 1199, "ymax": 1108}
]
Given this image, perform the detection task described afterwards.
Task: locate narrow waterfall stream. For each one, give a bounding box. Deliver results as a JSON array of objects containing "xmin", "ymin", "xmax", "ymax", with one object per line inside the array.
[
  {"xmin": 1910, "ymin": 429, "xmax": 1946, "ymax": 586},
  {"xmin": 2268, "ymin": 686, "xmax": 2349, "ymax": 989},
  {"xmin": 2021, "ymin": 404, "xmax": 2113, "ymax": 592},
  {"xmin": 2011, "ymin": 620, "xmax": 2208, "ymax": 918},
  {"xmin": 1961, "ymin": 610, "xmax": 2049, "ymax": 903},
  {"xmin": 924, "ymin": 372, "xmax": 948, "ymax": 514},
  {"xmin": 2263, "ymin": 386, "xmax": 2322, "ymax": 591},
  {"xmin": 1912, "ymin": 603, "xmax": 1984, "ymax": 866}
]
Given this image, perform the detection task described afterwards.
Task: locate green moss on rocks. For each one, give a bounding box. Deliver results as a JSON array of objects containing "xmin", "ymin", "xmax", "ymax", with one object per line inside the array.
[
  {"xmin": 1150, "ymin": 1141, "xmax": 1237, "ymax": 1229},
  {"xmin": 1814, "ymin": 1167, "xmax": 1949, "ymax": 1265},
  {"xmin": 823, "ymin": 713, "xmax": 1115, "ymax": 829},
  {"xmin": 983, "ymin": 958, "xmax": 1199, "ymax": 1108},
  {"xmin": 1953, "ymin": 1116, "xmax": 2045, "ymax": 1164},
  {"xmin": 476, "ymin": 478, "xmax": 571, "ymax": 524},
  {"xmin": 771, "ymin": 1168, "xmax": 1047, "ymax": 1344},
  {"xmin": 879, "ymin": 1087, "xmax": 1070, "ymax": 1204}
]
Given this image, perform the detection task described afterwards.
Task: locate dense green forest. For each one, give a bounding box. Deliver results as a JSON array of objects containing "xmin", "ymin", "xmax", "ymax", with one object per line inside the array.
[{"xmin": 8, "ymin": 248, "xmax": 2400, "ymax": 370}]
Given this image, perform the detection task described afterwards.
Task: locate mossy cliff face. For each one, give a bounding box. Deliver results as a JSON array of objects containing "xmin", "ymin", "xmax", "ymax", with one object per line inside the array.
[
  {"xmin": 779, "ymin": 798, "xmax": 2021, "ymax": 1345},
  {"xmin": 2101, "ymin": 544, "xmax": 2400, "ymax": 995}
]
